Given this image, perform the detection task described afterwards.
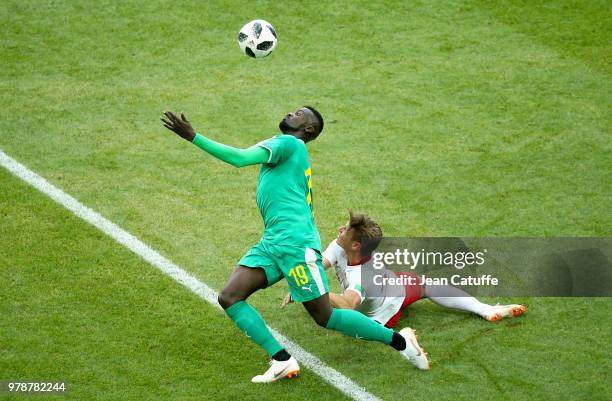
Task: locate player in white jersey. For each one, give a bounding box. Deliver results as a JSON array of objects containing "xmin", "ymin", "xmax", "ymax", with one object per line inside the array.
[
  {"xmin": 321, "ymin": 238, "xmax": 412, "ymax": 327},
  {"xmin": 284, "ymin": 211, "xmax": 526, "ymax": 329}
]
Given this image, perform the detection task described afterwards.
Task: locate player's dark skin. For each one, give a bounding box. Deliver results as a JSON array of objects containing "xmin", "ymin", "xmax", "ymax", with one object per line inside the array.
[{"xmin": 161, "ymin": 107, "xmax": 333, "ymax": 326}]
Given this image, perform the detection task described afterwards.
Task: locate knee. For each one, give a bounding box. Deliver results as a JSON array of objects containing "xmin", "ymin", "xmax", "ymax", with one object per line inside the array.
[
  {"xmin": 218, "ymin": 289, "xmax": 243, "ymax": 310},
  {"xmin": 311, "ymin": 309, "xmax": 332, "ymax": 328}
]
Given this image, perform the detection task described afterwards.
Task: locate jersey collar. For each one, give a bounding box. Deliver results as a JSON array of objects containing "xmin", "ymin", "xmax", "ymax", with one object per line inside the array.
[{"xmin": 347, "ymin": 255, "xmax": 372, "ymax": 267}]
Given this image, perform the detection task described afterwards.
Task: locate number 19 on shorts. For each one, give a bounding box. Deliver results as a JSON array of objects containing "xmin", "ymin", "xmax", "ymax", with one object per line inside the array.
[{"xmin": 288, "ymin": 265, "xmax": 309, "ymax": 286}]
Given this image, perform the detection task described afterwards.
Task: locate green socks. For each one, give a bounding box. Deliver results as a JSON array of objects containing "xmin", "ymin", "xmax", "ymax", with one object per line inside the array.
[
  {"xmin": 224, "ymin": 303, "xmax": 395, "ymax": 357},
  {"xmin": 326, "ymin": 308, "xmax": 394, "ymax": 344},
  {"xmin": 224, "ymin": 301, "xmax": 284, "ymax": 357}
]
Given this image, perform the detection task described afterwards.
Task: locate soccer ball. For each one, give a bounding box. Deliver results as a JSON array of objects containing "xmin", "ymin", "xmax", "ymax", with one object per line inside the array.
[{"xmin": 238, "ymin": 19, "xmax": 277, "ymax": 58}]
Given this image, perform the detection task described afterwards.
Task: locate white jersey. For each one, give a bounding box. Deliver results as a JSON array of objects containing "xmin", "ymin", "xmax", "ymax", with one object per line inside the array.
[{"xmin": 323, "ymin": 240, "xmax": 405, "ymax": 325}]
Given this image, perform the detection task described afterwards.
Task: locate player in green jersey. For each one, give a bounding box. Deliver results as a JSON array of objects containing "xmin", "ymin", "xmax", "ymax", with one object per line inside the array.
[{"xmin": 161, "ymin": 107, "xmax": 429, "ymax": 383}]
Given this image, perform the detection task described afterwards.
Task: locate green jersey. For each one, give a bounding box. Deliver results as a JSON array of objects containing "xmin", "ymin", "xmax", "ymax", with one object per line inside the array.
[{"xmin": 256, "ymin": 134, "xmax": 321, "ymax": 250}]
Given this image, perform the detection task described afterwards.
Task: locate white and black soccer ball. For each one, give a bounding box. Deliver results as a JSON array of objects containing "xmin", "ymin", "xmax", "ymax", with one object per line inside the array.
[{"xmin": 238, "ymin": 19, "xmax": 277, "ymax": 58}]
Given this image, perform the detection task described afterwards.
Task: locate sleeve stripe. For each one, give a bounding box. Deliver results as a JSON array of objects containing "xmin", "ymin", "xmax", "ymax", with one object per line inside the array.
[{"xmin": 257, "ymin": 144, "xmax": 273, "ymax": 163}]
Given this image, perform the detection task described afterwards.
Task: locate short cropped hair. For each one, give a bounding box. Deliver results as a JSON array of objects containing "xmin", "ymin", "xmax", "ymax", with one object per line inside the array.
[
  {"xmin": 304, "ymin": 105, "xmax": 324, "ymax": 138},
  {"xmin": 348, "ymin": 211, "xmax": 383, "ymax": 256}
]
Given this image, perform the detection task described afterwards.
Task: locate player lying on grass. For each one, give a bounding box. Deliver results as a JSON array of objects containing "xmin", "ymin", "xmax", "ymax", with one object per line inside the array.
[
  {"xmin": 161, "ymin": 107, "xmax": 430, "ymax": 383},
  {"xmin": 283, "ymin": 211, "xmax": 526, "ymax": 329}
]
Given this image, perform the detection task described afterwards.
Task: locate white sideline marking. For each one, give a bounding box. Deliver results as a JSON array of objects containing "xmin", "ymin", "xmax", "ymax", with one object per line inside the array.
[{"xmin": 0, "ymin": 149, "xmax": 382, "ymax": 401}]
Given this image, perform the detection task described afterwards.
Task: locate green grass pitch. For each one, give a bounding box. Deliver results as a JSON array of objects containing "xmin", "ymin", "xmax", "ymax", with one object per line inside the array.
[{"xmin": 1, "ymin": 1, "xmax": 610, "ymax": 400}]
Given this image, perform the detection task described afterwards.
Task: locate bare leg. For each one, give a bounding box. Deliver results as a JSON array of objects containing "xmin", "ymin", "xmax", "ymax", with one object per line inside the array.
[
  {"xmin": 218, "ymin": 265, "xmax": 268, "ymax": 309},
  {"xmin": 302, "ymin": 293, "xmax": 333, "ymax": 326}
]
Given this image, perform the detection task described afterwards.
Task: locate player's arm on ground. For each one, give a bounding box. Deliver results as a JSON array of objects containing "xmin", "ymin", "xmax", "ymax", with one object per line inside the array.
[
  {"xmin": 161, "ymin": 111, "xmax": 269, "ymax": 167},
  {"xmin": 329, "ymin": 290, "xmax": 362, "ymax": 310},
  {"xmin": 282, "ymin": 287, "xmax": 362, "ymax": 309}
]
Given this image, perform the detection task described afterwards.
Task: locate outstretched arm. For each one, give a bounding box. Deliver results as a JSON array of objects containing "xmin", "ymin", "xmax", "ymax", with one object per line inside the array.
[
  {"xmin": 191, "ymin": 134, "xmax": 269, "ymax": 167},
  {"xmin": 161, "ymin": 111, "xmax": 269, "ymax": 167},
  {"xmin": 282, "ymin": 289, "xmax": 362, "ymax": 310}
]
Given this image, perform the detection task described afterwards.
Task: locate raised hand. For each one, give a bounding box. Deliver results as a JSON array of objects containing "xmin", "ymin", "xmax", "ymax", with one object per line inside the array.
[{"xmin": 161, "ymin": 111, "xmax": 196, "ymax": 141}]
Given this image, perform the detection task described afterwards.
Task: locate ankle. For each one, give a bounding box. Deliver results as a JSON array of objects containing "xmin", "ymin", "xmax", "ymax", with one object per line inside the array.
[{"xmin": 272, "ymin": 349, "xmax": 291, "ymax": 361}]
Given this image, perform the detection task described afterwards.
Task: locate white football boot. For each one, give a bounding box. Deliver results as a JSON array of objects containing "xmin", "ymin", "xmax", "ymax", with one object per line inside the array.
[
  {"xmin": 398, "ymin": 327, "xmax": 430, "ymax": 370},
  {"xmin": 251, "ymin": 356, "xmax": 300, "ymax": 383},
  {"xmin": 481, "ymin": 304, "xmax": 526, "ymax": 322}
]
